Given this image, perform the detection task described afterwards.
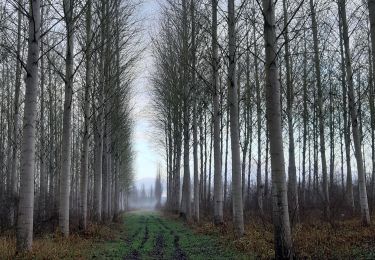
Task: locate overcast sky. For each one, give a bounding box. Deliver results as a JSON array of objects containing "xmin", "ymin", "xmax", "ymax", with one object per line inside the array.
[{"xmin": 132, "ymin": 0, "xmax": 163, "ymax": 181}]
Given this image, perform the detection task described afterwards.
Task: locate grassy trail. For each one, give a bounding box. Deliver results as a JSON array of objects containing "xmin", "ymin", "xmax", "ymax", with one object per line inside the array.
[{"xmin": 92, "ymin": 211, "xmax": 248, "ymax": 259}]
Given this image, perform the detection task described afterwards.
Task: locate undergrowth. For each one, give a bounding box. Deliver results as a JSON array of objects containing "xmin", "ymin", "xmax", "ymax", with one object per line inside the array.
[
  {"xmin": 186, "ymin": 212, "xmax": 375, "ymax": 258},
  {"xmin": 0, "ymin": 222, "xmax": 122, "ymax": 260}
]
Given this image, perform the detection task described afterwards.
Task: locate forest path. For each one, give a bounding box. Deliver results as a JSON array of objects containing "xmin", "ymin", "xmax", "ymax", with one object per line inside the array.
[{"xmin": 91, "ymin": 211, "xmax": 247, "ymax": 259}]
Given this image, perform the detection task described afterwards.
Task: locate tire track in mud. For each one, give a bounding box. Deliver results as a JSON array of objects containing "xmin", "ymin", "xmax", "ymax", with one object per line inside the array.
[
  {"xmin": 126, "ymin": 227, "xmax": 142, "ymax": 246},
  {"xmin": 139, "ymin": 224, "xmax": 149, "ymax": 249},
  {"xmin": 154, "ymin": 216, "xmax": 188, "ymax": 259},
  {"xmin": 124, "ymin": 217, "xmax": 149, "ymax": 259},
  {"xmin": 124, "ymin": 214, "xmax": 188, "ymax": 260},
  {"xmin": 172, "ymin": 234, "xmax": 187, "ymax": 260},
  {"xmin": 150, "ymin": 232, "xmax": 165, "ymax": 259}
]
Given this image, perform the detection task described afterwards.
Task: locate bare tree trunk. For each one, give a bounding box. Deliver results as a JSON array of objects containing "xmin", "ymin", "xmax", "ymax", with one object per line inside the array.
[
  {"xmin": 339, "ymin": 0, "xmax": 370, "ymax": 225},
  {"xmin": 180, "ymin": 0, "xmax": 191, "ymax": 220},
  {"xmin": 283, "ymin": 0, "xmax": 298, "ymax": 223},
  {"xmin": 16, "ymin": 0, "xmax": 41, "ymax": 252},
  {"xmin": 47, "ymin": 60, "xmax": 55, "ymax": 217},
  {"xmin": 370, "ymin": 48, "xmax": 375, "ymax": 213},
  {"xmin": 302, "ymin": 26, "xmax": 308, "ymax": 207},
  {"xmin": 39, "ymin": 12, "xmax": 46, "ymax": 219},
  {"xmin": 113, "ymin": 158, "xmax": 120, "ymax": 221},
  {"xmin": 254, "ymin": 6, "xmax": 263, "ymax": 214},
  {"xmin": 199, "ymin": 114, "xmax": 205, "ymax": 205},
  {"xmin": 208, "ymin": 125, "xmax": 213, "ymax": 205},
  {"xmin": 10, "ymin": 0, "xmax": 23, "ymax": 226},
  {"xmin": 262, "ymin": 0, "xmax": 293, "ymax": 258},
  {"xmin": 167, "ymin": 118, "xmax": 173, "ymax": 209},
  {"xmin": 94, "ymin": 119, "xmax": 103, "ymax": 221},
  {"xmin": 367, "ymin": 0, "xmax": 375, "ymax": 213},
  {"xmin": 79, "ymin": 0, "xmax": 92, "ymax": 230},
  {"xmin": 59, "ymin": 0, "xmax": 74, "ymax": 237},
  {"xmin": 228, "ymin": 0, "xmax": 244, "ymax": 237},
  {"xmin": 265, "ymin": 125, "xmax": 269, "ymax": 198},
  {"xmin": 309, "ymin": 0, "xmax": 329, "ymax": 218},
  {"xmin": 212, "ymin": 0, "xmax": 223, "ymax": 225},
  {"xmin": 245, "ymin": 37, "xmax": 253, "ymax": 208},
  {"xmin": 174, "ymin": 120, "xmax": 182, "ymax": 213},
  {"xmin": 102, "ymin": 126, "xmax": 109, "ymax": 221},
  {"xmin": 191, "ymin": 0, "xmax": 199, "ymax": 222}
]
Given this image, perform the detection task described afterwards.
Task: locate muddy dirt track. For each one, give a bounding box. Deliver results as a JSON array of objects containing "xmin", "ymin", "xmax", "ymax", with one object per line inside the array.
[{"xmin": 93, "ymin": 211, "xmax": 247, "ymax": 259}]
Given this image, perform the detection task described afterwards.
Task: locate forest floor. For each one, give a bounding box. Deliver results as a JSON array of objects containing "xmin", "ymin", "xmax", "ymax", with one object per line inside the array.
[
  {"xmin": 187, "ymin": 211, "xmax": 375, "ymax": 259},
  {"xmin": 0, "ymin": 211, "xmax": 246, "ymax": 259},
  {"xmin": 2, "ymin": 211, "xmax": 375, "ymax": 259},
  {"xmin": 91, "ymin": 210, "xmax": 247, "ymax": 259}
]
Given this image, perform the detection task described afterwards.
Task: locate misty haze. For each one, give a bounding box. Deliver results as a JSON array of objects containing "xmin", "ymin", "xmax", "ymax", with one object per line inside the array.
[{"xmin": 1, "ymin": 0, "xmax": 375, "ymax": 259}]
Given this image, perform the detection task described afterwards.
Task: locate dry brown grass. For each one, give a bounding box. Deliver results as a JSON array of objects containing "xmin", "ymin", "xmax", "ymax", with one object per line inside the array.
[
  {"xmin": 0, "ymin": 222, "xmax": 122, "ymax": 260},
  {"xmin": 293, "ymin": 217, "xmax": 375, "ymax": 258},
  {"xmin": 186, "ymin": 212, "xmax": 375, "ymax": 259}
]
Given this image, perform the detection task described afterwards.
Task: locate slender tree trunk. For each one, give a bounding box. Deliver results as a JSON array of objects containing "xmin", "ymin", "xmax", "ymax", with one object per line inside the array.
[
  {"xmin": 265, "ymin": 125, "xmax": 269, "ymax": 198},
  {"xmin": 212, "ymin": 0, "xmax": 223, "ymax": 225},
  {"xmin": 245, "ymin": 38, "xmax": 253, "ymax": 207},
  {"xmin": 329, "ymin": 75, "xmax": 335, "ymax": 195},
  {"xmin": 59, "ymin": 0, "xmax": 75, "ymax": 236},
  {"xmin": 39, "ymin": 14, "xmax": 46, "ymax": 219},
  {"xmin": 283, "ymin": 0, "xmax": 298, "ymax": 222},
  {"xmin": 339, "ymin": 0, "xmax": 370, "ymax": 225},
  {"xmin": 16, "ymin": 0, "xmax": 41, "ymax": 252},
  {"xmin": 79, "ymin": 0, "xmax": 92, "ymax": 230},
  {"xmin": 208, "ymin": 126, "xmax": 213, "ymax": 205},
  {"xmin": 174, "ymin": 120, "xmax": 182, "ymax": 213},
  {"xmin": 309, "ymin": 0, "xmax": 329, "ymax": 218},
  {"xmin": 47, "ymin": 60, "xmax": 55, "ymax": 217},
  {"xmin": 102, "ymin": 127, "xmax": 109, "ymax": 221},
  {"xmin": 168, "ymin": 118, "xmax": 173, "ymax": 209},
  {"xmin": 370, "ymin": 48, "xmax": 375, "ymax": 213},
  {"xmin": 367, "ymin": 0, "xmax": 375, "ymax": 213},
  {"xmin": 191, "ymin": 0, "xmax": 199, "ymax": 222},
  {"xmin": 10, "ymin": 0, "xmax": 23, "ymax": 226},
  {"xmin": 262, "ymin": 0, "xmax": 293, "ymax": 258},
  {"xmin": 302, "ymin": 26, "xmax": 308, "ymax": 207},
  {"xmin": 114, "ymin": 158, "xmax": 120, "ymax": 221},
  {"xmin": 228, "ymin": 0, "xmax": 244, "ymax": 237},
  {"xmin": 94, "ymin": 119, "xmax": 103, "ymax": 221},
  {"xmin": 199, "ymin": 114, "xmax": 205, "ymax": 205},
  {"xmin": 224, "ymin": 110, "xmax": 229, "ymax": 207},
  {"xmin": 180, "ymin": 0, "xmax": 191, "ymax": 220},
  {"xmin": 254, "ymin": 6, "xmax": 263, "ymax": 213}
]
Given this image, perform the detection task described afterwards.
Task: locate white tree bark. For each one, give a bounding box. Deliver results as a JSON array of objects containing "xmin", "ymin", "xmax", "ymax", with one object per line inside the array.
[
  {"xmin": 180, "ymin": 0, "xmax": 191, "ymax": 219},
  {"xmin": 102, "ymin": 126, "xmax": 109, "ymax": 221},
  {"xmin": 309, "ymin": 0, "xmax": 329, "ymax": 219},
  {"xmin": 94, "ymin": 122, "xmax": 103, "ymax": 221},
  {"xmin": 212, "ymin": 0, "xmax": 223, "ymax": 225},
  {"xmin": 228, "ymin": 0, "xmax": 244, "ymax": 237},
  {"xmin": 16, "ymin": 0, "xmax": 41, "ymax": 252},
  {"xmin": 253, "ymin": 6, "xmax": 263, "ymax": 214},
  {"xmin": 10, "ymin": 0, "xmax": 23, "ymax": 226},
  {"xmin": 262, "ymin": 0, "xmax": 293, "ymax": 257},
  {"xmin": 340, "ymin": 0, "xmax": 370, "ymax": 225},
  {"xmin": 338, "ymin": 11, "xmax": 354, "ymax": 211},
  {"xmin": 191, "ymin": 0, "xmax": 199, "ymax": 222},
  {"xmin": 368, "ymin": 0, "xmax": 375, "ymax": 217},
  {"xmin": 283, "ymin": 0, "xmax": 298, "ymax": 222},
  {"xmin": 79, "ymin": 0, "xmax": 91, "ymax": 230},
  {"xmin": 59, "ymin": 0, "xmax": 74, "ymax": 236}
]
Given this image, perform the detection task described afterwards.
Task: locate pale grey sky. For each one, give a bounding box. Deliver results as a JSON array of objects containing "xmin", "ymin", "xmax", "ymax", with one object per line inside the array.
[{"xmin": 132, "ymin": 0, "xmax": 163, "ymax": 181}]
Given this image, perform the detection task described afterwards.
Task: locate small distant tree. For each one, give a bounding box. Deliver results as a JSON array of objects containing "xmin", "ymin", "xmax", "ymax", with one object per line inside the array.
[
  {"xmin": 155, "ymin": 169, "xmax": 163, "ymax": 209},
  {"xmin": 141, "ymin": 185, "xmax": 146, "ymax": 200}
]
